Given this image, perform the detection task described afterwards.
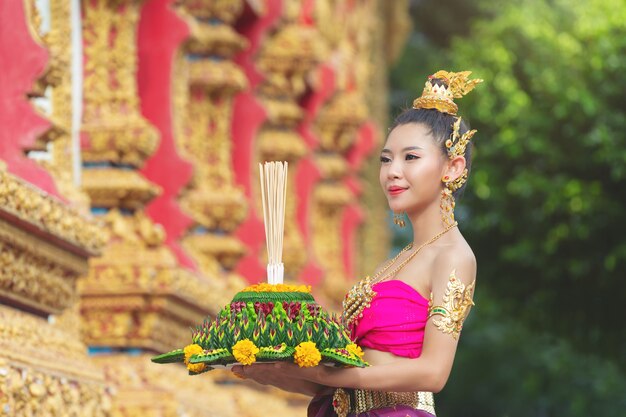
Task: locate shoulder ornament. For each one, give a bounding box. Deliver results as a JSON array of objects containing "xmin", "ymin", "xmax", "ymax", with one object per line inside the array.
[{"xmin": 427, "ymin": 269, "xmax": 475, "ymax": 339}]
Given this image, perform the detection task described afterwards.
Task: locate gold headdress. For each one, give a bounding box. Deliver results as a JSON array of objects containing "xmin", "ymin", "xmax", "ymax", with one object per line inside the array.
[
  {"xmin": 412, "ymin": 70, "xmax": 483, "ymax": 116},
  {"xmin": 412, "ymin": 70, "xmax": 483, "ymax": 227}
]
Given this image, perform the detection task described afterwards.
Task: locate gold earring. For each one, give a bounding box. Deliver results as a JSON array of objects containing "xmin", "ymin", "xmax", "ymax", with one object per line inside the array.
[
  {"xmin": 393, "ymin": 212, "xmax": 406, "ymax": 228},
  {"xmin": 441, "ymin": 178, "xmax": 456, "ymax": 227}
]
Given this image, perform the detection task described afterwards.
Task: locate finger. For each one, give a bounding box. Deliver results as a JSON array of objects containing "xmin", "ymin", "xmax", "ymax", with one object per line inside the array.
[{"xmin": 231, "ymin": 365, "xmax": 246, "ymax": 379}]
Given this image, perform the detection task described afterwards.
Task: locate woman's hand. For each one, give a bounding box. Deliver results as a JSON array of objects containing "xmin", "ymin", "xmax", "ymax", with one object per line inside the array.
[{"xmin": 231, "ymin": 362, "xmax": 324, "ymax": 396}]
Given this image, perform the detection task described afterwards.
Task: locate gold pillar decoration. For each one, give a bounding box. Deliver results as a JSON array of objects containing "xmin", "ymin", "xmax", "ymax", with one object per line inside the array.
[
  {"xmin": 312, "ymin": 92, "xmax": 367, "ymax": 303},
  {"xmin": 0, "ymin": 307, "xmax": 111, "ymax": 417},
  {"xmin": 79, "ymin": 0, "xmax": 218, "ymax": 352},
  {"xmin": 0, "ymin": 169, "xmax": 109, "ymax": 416},
  {"xmin": 312, "ymin": 0, "xmax": 404, "ymax": 285},
  {"xmin": 92, "ymin": 354, "xmax": 307, "ymax": 417},
  {"xmin": 24, "ymin": 0, "xmax": 91, "ymax": 210},
  {"xmin": 310, "ymin": 0, "xmax": 374, "ymax": 302},
  {"xmin": 174, "ymin": 0, "xmax": 249, "ymax": 289},
  {"xmin": 255, "ymin": 16, "xmax": 325, "ymax": 278},
  {"xmin": 356, "ymin": 0, "xmax": 410, "ymax": 277},
  {"xmin": 81, "ymin": 0, "xmax": 159, "ymax": 168}
]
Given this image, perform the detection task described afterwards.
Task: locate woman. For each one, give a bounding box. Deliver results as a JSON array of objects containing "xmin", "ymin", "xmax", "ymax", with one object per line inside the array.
[{"xmin": 232, "ymin": 70, "xmax": 482, "ymax": 417}]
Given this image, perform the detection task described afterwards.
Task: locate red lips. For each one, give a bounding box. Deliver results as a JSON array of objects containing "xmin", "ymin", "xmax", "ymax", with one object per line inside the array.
[{"xmin": 387, "ymin": 186, "xmax": 407, "ymax": 196}]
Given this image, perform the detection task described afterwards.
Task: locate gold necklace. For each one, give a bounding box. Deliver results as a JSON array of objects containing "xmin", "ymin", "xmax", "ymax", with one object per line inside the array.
[{"xmin": 342, "ymin": 222, "xmax": 458, "ymax": 327}]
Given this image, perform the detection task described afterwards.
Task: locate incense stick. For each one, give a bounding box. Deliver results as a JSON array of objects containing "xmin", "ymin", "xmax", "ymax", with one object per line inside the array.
[{"xmin": 259, "ymin": 161, "xmax": 288, "ymax": 284}]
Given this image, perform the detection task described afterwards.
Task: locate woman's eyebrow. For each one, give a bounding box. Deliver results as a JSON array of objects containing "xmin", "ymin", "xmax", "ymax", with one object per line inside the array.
[{"xmin": 381, "ymin": 146, "xmax": 423, "ymax": 153}]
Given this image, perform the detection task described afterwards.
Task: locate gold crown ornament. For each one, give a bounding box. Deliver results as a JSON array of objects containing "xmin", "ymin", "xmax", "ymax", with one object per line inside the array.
[
  {"xmin": 412, "ymin": 70, "xmax": 483, "ymax": 116},
  {"xmin": 446, "ymin": 116, "xmax": 477, "ymax": 161}
]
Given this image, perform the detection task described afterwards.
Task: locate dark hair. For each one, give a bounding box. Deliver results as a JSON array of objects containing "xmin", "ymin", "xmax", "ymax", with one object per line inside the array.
[{"xmin": 389, "ymin": 79, "xmax": 473, "ymax": 198}]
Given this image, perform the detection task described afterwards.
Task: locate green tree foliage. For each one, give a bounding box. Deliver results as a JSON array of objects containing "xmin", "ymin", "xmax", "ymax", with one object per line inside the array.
[
  {"xmin": 451, "ymin": 0, "xmax": 626, "ymax": 364},
  {"xmin": 440, "ymin": 302, "xmax": 626, "ymax": 416},
  {"xmin": 390, "ymin": 0, "xmax": 626, "ymax": 415}
]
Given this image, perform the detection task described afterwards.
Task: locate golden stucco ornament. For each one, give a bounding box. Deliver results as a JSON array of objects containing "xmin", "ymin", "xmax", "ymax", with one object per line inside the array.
[{"xmin": 428, "ymin": 269, "xmax": 476, "ymax": 339}]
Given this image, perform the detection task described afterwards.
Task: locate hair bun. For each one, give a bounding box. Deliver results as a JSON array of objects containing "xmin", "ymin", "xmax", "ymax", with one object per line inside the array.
[{"xmin": 413, "ymin": 70, "xmax": 483, "ymax": 115}]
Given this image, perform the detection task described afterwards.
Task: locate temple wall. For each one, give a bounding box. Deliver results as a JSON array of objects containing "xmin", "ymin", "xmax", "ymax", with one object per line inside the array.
[{"xmin": 0, "ymin": 0, "xmax": 409, "ymax": 415}]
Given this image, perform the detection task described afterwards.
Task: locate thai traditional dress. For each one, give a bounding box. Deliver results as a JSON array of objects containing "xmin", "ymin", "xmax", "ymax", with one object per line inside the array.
[{"xmin": 308, "ymin": 279, "xmax": 436, "ymax": 417}]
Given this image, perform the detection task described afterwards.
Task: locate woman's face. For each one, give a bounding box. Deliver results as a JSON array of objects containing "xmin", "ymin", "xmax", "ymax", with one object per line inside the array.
[{"xmin": 379, "ymin": 123, "xmax": 447, "ymax": 215}]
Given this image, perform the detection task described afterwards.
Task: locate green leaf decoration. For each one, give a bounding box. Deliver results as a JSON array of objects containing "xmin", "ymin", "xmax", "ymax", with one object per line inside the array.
[
  {"xmin": 189, "ymin": 348, "xmax": 234, "ymax": 365},
  {"xmin": 252, "ymin": 326, "xmax": 261, "ymax": 345},
  {"xmin": 151, "ymin": 349, "xmax": 185, "ymax": 364},
  {"xmin": 257, "ymin": 343, "xmax": 295, "ymax": 360},
  {"xmin": 188, "ymin": 366, "xmax": 212, "ymax": 376},
  {"xmin": 241, "ymin": 310, "xmax": 253, "ymax": 339},
  {"xmin": 321, "ymin": 348, "xmax": 368, "ymax": 368},
  {"xmin": 232, "ymin": 291, "xmax": 314, "ymax": 303},
  {"xmin": 152, "ymin": 289, "xmax": 362, "ymax": 373}
]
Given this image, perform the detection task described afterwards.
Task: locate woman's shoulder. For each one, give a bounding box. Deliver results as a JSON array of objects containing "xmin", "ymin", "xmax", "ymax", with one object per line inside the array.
[{"xmin": 431, "ymin": 237, "xmax": 477, "ymax": 286}]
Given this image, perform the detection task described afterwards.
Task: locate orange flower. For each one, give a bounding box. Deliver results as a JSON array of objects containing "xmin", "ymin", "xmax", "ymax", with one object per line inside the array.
[
  {"xmin": 346, "ymin": 343, "xmax": 364, "ymax": 359},
  {"xmin": 294, "ymin": 341, "xmax": 322, "ymax": 368},
  {"xmin": 183, "ymin": 344, "xmax": 206, "ymax": 373},
  {"xmin": 232, "ymin": 339, "xmax": 260, "ymax": 365}
]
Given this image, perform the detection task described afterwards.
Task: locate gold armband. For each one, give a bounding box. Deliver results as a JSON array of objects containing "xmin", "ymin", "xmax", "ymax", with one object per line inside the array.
[{"xmin": 427, "ymin": 269, "xmax": 475, "ymax": 339}]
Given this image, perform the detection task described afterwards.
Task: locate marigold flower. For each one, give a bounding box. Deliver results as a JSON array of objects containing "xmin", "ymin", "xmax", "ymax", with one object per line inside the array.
[
  {"xmin": 294, "ymin": 341, "xmax": 322, "ymax": 368},
  {"xmin": 232, "ymin": 339, "xmax": 260, "ymax": 365},
  {"xmin": 183, "ymin": 344, "xmax": 206, "ymax": 373},
  {"xmin": 346, "ymin": 343, "xmax": 364, "ymax": 359}
]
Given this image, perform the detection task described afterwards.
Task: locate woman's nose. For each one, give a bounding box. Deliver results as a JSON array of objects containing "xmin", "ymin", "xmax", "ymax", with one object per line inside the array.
[{"xmin": 387, "ymin": 159, "xmax": 402, "ymax": 179}]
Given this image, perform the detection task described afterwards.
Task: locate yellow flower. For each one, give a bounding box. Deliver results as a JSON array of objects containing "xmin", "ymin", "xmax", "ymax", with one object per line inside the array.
[
  {"xmin": 242, "ymin": 283, "xmax": 312, "ymax": 293},
  {"xmin": 346, "ymin": 343, "xmax": 364, "ymax": 359},
  {"xmin": 232, "ymin": 339, "xmax": 260, "ymax": 365},
  {"xmin": 183, "ymin": 344, "xmax": 206, "ymax": 373},
  {"xmin": 294, "ymin": 341, "xmax": 322, "ymax": 368}
]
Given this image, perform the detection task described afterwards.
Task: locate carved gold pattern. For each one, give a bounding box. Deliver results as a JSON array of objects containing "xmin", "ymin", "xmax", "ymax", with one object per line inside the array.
[
  {"xmin": 0, "ymin": 239, "xmax": 75, "ymax": 315},
  {"xmin": 81, "ymin": 296, "xmax": 202, "ymax": 352},
  {"xmin": 0, "ymin": 169, "xmax": 105, "ymax": 254},
  {"xmin": 257, "ymin": 24, "xmax": 326, "ymax": 98},
  {"xmin": 183, "ymin": 233, "xmax": 247, "ymax": 271},
  {"xmin": 0, "ymin": 359, "xmax": 111, "ymax": 417},
  {"xmin": 174, "ymin": 2, "xmax": 249, "ymax": 281},
  {"xmin": 311, "ymin": 183, "xmax": 352, "ymax": 303},
  {"xmin": 0, "ymin": 305, "xmax": 110, "ymax": 416},
  {"xmin": 80, "ymin": 210, "xmax": 222, "ymax": 350},
  {"xmin": 81, "ymin": 0, "xmax": 160, "ymax": 167},
  {"xmin": 258, "ymin": 129, "xmax": 308, "ymax": 162},
  {"xmin": 316, "ymin": 91, "xmax": 368, "ymax": 152},
  {"xmin": 92, "ymin": 353, "xmax": 307, "ymax": 417},
  {"xmin": 311, "ymin": 0, "xmax": 410, "ymax": 290},
  {"xmin": 315, "ymin": 154, "xmax": 349, "ymax": 180},
  {"xmin": 261, "ymin": 97, "xmax": 304, "ymax": 126},
  {"xmin": 23, "ymin": 0, "xmax": 93, "ymax": 209},
  {"xmin": 428, "ymin": 269, "xmax": 476, "ymax": 340},
  {"xmin": 185, "ymin": 17, "xmax": 248, "ymax": 57},
  {"xmin": 78, "ymin": 0, "xmax": 220, "ymax": 359},
  {"xmin": 82, "ymin": 168, "xmax": 162, "ymax": 209},
  {"xmin": 181, "ymin": 187, "xmax": 248, "ymax": 232},
  {"xmin": 254, "ymin": 12, "xmax": 325, "ymax": 277},
  {"xmin": 351, "ymin": 1, "xmax": 410, "ymax": 278},
  {"xmin": 189, "ymin": 60, "xmax": 248, "ymax": 93},
  {"xmin": 180, "ymin": 0, "xmax": 245, "ymax": 23},
  {"xmin": 312, "ymin": 90, "xmax": 368, "ymax": 299}
]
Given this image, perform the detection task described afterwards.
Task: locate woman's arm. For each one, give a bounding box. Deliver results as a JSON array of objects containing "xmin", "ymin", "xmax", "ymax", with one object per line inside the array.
[
  {"xmin": 232, "ymin": 363, "xmax": 325, "ymax": 396},
  {"xmin": 245, "ymin": 252, "xmax": 477, "ymax": 393}
]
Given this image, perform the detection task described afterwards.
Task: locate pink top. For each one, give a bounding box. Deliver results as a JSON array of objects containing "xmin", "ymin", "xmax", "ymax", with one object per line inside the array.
[{"xmin": 350, "ymin": 280, "xmax": 429, "ymax": 359}]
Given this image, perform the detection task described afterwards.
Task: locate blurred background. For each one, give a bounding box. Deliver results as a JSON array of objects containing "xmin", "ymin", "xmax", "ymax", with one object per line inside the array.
[{"xmin": 391, "ymin": 1, "xmax": 626, "ymax": 416}]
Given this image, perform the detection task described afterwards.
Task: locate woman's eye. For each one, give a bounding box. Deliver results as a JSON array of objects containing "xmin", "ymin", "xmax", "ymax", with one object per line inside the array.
[
  {"xmin": 380, "ymin": 156, "xmax": 391, "ymax": 163},
  {"xmin": 406, "ymin": 154, "xmax": 419, "ymax": 160}
]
